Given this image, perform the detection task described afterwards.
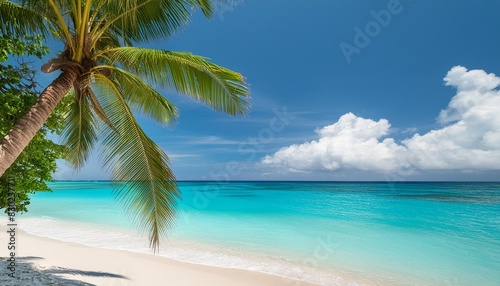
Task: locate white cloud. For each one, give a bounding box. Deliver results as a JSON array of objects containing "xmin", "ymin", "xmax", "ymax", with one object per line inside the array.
[
  {"xmin": 168, "ymin": 153, "xmax": 198, "ymax": 159},
  {"xmin": 189, "ymin": 136, "xmax": 241, "ymax": 145},
  {"xmin": 263, "ymin": 66, "xmax": 500, "ymax": 174},
  {"xmin": 262, "ymin": 113, "xmax": 409, "ymax": 172},
  {"xmin": 438, "ymin": 66, "xmax": 500, "ymax": 124}
]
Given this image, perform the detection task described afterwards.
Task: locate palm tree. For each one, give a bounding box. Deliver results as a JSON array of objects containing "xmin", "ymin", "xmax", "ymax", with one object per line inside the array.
[{"xmin": 0, "ymin": 0, "xmax": 249, "ymax": 251}]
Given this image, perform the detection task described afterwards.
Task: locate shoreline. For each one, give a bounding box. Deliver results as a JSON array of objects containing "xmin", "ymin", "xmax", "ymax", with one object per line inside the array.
[
  {"xmin": 15, "ymin": 216, "xmax": 368, "ymax": 286},
  {"xmin": 1, "ymin": 227, "xmax": 319, "ymax": 286}
]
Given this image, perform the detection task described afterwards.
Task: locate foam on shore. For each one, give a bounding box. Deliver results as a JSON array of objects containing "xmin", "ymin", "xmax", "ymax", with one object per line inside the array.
[{"xmin": 17, "ymin": 217, "xmax": 371, "ymax": 286}]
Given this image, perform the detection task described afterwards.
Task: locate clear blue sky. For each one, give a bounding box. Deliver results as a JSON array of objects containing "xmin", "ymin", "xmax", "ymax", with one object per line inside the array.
[{"xmin": 51, "ymin": 0, "xmax": 500, "ymax": 181}]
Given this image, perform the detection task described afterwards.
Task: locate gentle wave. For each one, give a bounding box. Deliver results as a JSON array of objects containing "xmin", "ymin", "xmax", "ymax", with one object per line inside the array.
[{"xmin": 18, "ymin": 217, "xmax": 369, "ymax": 286}]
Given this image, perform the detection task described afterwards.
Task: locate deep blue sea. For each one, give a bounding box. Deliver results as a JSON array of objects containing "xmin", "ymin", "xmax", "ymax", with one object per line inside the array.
[{"xmin": 17, "ymin": 181, "xmax": 500, "ymax": 286}]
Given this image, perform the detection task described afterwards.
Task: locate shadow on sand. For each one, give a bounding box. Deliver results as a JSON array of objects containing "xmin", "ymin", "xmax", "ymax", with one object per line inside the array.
[{"xmin": 1, "ymin": 256, "xmax": 129, "ymax": 285}]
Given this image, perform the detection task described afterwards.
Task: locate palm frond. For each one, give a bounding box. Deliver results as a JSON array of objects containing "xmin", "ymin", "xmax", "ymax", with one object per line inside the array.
[
  {"xmin": 87, "ymin": 87, "xmax": 117, "ymax": 132},
  {"xmin": 101, "ymin": 47, "xmax": 250, "ymax": 115},
  {"xmin": 0, "ymin": 0, "xmax": 51, "ymax": 36},
  {"xmin": 93, "ymin": 65, "xmax": 178, "ymax": 125},
  {"xmin": 91, "ymin": 72, "xmax": 179, "ymax": 251},
  {"xmin": 91, "ymin": 0, "xmax": 191, "ymax": 45},
  {"xmin": 60, "ymin": 88, "xmax": 98, "ymax": 169},
  {"xmin": 46, "ymin": 0, "xmax": 74, "ymax": 47},
  {"xmin": 191, "ymin": 0, "xmax": 214, "ymax": 18}
]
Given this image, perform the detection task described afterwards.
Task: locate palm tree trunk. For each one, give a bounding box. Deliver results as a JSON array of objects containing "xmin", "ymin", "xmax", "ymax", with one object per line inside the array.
[{"xmin": 0, "ymin": 67, "xmax": 79, "ymax": 176}]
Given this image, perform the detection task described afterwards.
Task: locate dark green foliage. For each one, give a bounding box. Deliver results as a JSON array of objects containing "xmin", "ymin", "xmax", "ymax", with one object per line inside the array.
[{"xmin": 0, "ymin": 33, "xmax": 68, "ymax": 212}]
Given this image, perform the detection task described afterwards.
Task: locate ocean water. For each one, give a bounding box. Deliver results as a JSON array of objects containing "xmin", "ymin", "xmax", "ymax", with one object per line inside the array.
[{"xmin": 16, "ymin": 181, "xmax": 500, "ymax": 286}]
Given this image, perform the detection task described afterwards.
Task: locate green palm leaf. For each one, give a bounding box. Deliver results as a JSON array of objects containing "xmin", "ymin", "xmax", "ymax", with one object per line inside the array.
[
  {"xmin": 92, "ymin": 0, "xmax": 195, "ymax": 46},
  {"xmin": 0, "ymin": 0, "xmax": 50, "ymax": 36},
  {"xmin": 101, "ymin": 47, "xmax": 250, "ymax": 115},
  {"xmin": 191, "ymin": 0, "xmax": 214, "ymax": 17},
  {"xmin": 93, "ymin": 66, "xmax": 179, "ymax": 125},
  {"xmin": 60, "ymin": 89, "xmax": 98, "ymax": 169},
  {"xmin": 91, "ymin": 72, "xmax": 178, "ymax": 251},
  {"xmin": 87, "ymin": 87, "xmax": 117, "ymax": 132}
]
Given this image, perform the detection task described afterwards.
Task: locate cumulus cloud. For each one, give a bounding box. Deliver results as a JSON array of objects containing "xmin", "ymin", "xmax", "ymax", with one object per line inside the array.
[
  {"xmin": 262, "ymin": 113, "xmax": 409, "ymax": 172},
  {"xmin": 438, "ymin": 66, "xmax": 500, "ymax": 124},
  {"xmin": 262, "ymin": 66, "xmax": 500, "ymax": 173}
]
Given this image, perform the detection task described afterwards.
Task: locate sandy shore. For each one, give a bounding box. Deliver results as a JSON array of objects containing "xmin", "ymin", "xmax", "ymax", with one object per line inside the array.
[{"xmin": 1, "ymin": 228, "xmax": 317, "ymax": 286}]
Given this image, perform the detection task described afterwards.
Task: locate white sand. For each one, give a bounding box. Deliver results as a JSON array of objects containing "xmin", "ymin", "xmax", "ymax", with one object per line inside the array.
[{"xmin": 1, "ymin": 228, "xmax": 317, "ymax": 286}]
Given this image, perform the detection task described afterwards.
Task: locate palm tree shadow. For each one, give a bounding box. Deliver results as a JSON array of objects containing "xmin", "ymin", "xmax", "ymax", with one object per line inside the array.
[
  {"xmin": 46, "ymin": 267, "xmax": 129, "ymax": 278},
  {"xmin": 1, "ymin": 256, "xmax": 129, "ymax": 285}
]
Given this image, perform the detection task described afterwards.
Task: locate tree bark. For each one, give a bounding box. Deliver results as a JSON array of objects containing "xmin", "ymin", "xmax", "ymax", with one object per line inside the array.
[{"xmin": 0, "ymin": 67, "xmax": 79, "ymax": 176}]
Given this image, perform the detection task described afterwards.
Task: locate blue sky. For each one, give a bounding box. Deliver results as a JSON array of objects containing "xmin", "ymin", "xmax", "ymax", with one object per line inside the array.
[{"xmin": 51, "ymin": 0, "xmax": 500, "ymax": 181}]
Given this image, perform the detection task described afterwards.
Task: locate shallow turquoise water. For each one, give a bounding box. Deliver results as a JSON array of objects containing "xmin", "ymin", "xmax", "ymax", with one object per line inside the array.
[{"xmin": 19, "ymin": 181, "xmax": 500, "ymax": 285}]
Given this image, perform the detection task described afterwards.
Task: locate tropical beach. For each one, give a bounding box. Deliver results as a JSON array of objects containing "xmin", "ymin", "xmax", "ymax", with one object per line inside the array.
[
  {"xmin": 1, "ymin": 181, "xmax": 498, "ymax": 286},
  {"xmin": 1, "ymin": 1, "xmax": 500, "ymax": 286},
  {"xmin": 1, "ymin": 228, "xmax": 319, "ymax": 286}
]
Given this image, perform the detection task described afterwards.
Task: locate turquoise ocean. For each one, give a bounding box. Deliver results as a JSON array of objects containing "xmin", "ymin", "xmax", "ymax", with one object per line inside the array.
[{"xmin": 18, "ymin": 181, "xmax": 500, "ymax": 285}]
